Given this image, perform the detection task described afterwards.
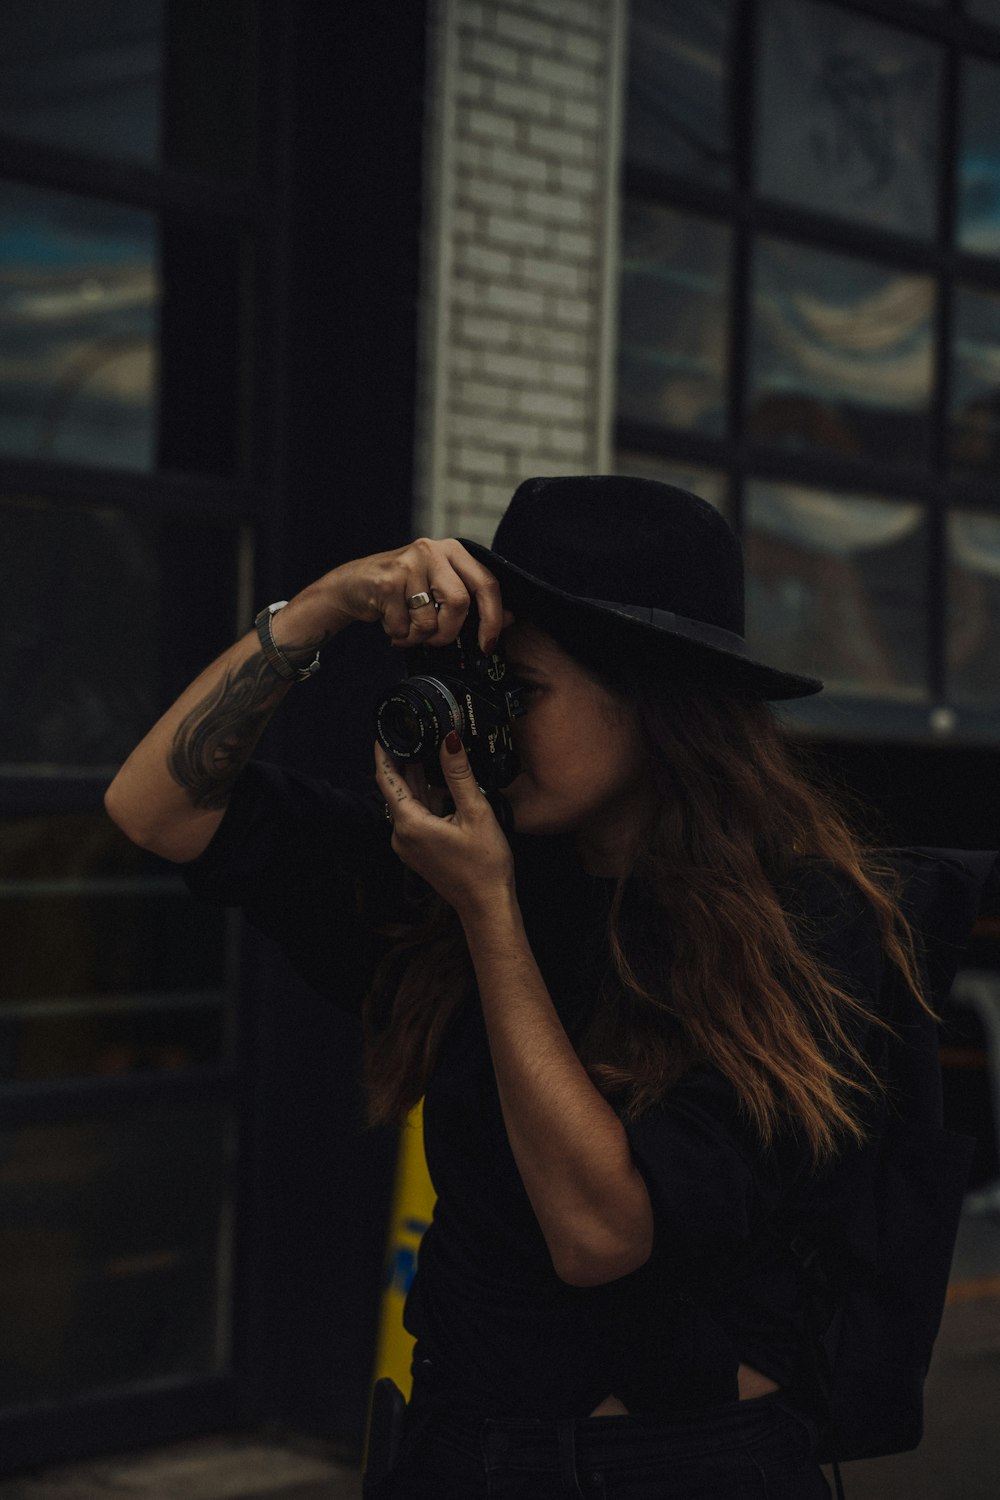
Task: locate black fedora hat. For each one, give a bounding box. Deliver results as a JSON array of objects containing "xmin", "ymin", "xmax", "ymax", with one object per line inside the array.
[{"xmin": 458, "ymin": 474, "xmax": 822, "ymax": 701}]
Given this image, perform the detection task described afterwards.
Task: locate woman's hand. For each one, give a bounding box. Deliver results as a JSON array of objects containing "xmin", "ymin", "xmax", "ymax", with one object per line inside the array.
[
  {"xmin": 288, "ymin": 537, "xmax": 512, "ymax": 654},
  {"xmin": 374, "ymin": 733, "xmax": 515, "ymax": 920}
]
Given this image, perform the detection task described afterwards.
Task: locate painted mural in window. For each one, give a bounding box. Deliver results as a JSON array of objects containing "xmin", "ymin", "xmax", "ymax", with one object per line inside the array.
[{"xmin": 755, "ymin": 0, "xmax": 941, "ymax": 240}]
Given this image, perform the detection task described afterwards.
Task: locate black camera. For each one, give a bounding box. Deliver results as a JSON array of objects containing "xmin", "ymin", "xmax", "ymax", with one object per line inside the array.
[{"xmin": 374, "ymin": 600, "xmax": 525, "ymax": 833}]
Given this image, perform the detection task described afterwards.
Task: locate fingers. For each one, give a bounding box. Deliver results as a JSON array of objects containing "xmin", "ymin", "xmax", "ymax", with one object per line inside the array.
[
  {"xmin": 374, "ymin": 737, "xmax": 485, "ymax": 835},
  {"xmin": 381, "ymin": 538, "xmax": 507, "ymax": 653},
  {"xmin": 403, "ymin": 761, "xmax": 432, "ymax": 806},
  {"xmin": 443, "ymin": 538, "xmax": 505, "ymax": 653},
  {"xmin": 374, "ymin": 743, "xmax": 408, "ymax": 812},
  {"xmin": 381, "ymin": 589, "xmax": 417, "ymax": 644},
  {"xmin": 374, "ymin": 742, "xmax": 432, "ymax": 827},
  {"xmin": 402, "ymin": 760, "xmax": 451, "ymax": 818},
  {"xmin": 375, "ymin": 743, "xmax": 452, "ymax": 817},
  {"xmin": 437, "ymin": 730, "xmax": 481, "ymax": 809},
  {"xmin": 417, "ymin": 578, "xmax": 470, "ymax": 647}
]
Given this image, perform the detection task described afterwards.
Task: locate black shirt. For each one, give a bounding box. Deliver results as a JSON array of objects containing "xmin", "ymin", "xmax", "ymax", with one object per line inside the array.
[{"xmin": 182, "ymin": 761, "xmax": 999, "ymax": 1421}]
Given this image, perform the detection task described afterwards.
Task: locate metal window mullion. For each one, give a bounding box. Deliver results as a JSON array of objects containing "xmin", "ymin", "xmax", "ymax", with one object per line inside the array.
[
  {"xmin": 245, "ymin": 0, "xmax": 299, "ymax": 596},
  {"xmin": 0, "ymin": 992, "xmax": 226, "ymax": 1022},
  {"xmin": 0, "ymin": 457, "xmax": 262, "ymax": 523},
  {"xmin": 0, "ymin": 772, "xmax": 124, "ymax": 814},
  {"xmin": 928, "ymin": 33, "xmax": 962, "ymax": 708},
  {"xmin": 614, "ymin": 421, "xmax": 739, "ymax": 471},
  {"xmin": 0, "ymin": 1064, "xmax": 237, "ymax": 1125},
  {"xmin": 832, "ymin": 0, "xmax": 954, "ymax": 41},
  {"xmin": 0, "ymin": 133, "xmax": 260, "ymax": 227},
  {"xmin": 615, "ymin": 417, "xmax": 961, "ymax": 508},
  {"xmin": 626, "ymin": 165, "xmax": 1000, "ymax": 300},
  {"xmin": 728, "ymin": 213, "xmax": 752, "ymax": 538},
  {"xmin": 807, "ymin": 0, "xmax": 1000, "ymax": 63},
  {"xmin": 728, "ymin": 0, "xmax": 758, "ymax": 539},
  {"xmin": 744, "ymin": 442, "xmax": 934, "ymax": 500},
  {"xmin": 752, "ymin": 197, "xmax": 942, "ymax": 275}
]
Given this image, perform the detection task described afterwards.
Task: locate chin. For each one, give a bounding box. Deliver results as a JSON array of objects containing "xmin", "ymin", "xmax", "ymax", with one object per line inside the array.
[
  {"xmin": 500, "ymin": 779, "xmax": 533, "ymax": 835},
  {"xmin": 501, "ymin": 781, "xmax": 569, "ymax": 838}
]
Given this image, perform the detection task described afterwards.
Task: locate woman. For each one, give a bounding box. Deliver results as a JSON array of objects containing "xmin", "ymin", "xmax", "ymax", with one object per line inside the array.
[{"xmin": 105, "ymin": 475, "xmax": 993, "ymax": 1499}]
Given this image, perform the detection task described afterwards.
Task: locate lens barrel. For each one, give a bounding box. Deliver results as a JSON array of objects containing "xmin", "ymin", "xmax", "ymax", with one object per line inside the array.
[{"xmin": 375, "ymin": 676, "xmax": 463, "ymax": 760}]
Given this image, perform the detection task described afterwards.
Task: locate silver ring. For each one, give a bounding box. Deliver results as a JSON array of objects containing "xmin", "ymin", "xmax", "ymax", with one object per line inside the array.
[{"xmin": 406, "ymin": 590, "xmax": 439, "ymax": 610}]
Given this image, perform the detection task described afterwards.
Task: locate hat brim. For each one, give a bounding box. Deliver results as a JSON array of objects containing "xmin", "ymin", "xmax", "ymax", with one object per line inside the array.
[{"xmin": 458, "ymin": 537, "xmax": 823, "ymax": 702}]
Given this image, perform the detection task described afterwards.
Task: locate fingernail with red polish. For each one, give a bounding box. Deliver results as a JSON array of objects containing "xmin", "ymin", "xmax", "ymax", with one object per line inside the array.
[
  {"xmin": 445, "ymin": 730, "xmax": 462, "ymax": 754},
  {"xmin": 483, "ymin": 636, "xmax": 498, "ymax": 656}
]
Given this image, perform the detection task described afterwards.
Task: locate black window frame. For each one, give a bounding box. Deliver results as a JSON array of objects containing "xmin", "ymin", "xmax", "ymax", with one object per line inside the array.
[
  {"xmin": 0, "ymin": 0, "xmax": 289, "ymax": 1464},
  {"xmin": 617, "ymin": 0, "xmax": 1000, "ymax": 744}
]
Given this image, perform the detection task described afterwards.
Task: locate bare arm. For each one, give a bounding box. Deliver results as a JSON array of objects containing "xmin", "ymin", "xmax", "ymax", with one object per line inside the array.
[
  {"xmin": 103, "ymin": 606, "xmax": 326, "ymax": 863},
  {"xmin": 463, "ymin": 894, "xmax": 654, "ymax": 1286},
  {"xmin": 104, "ymin": 539, "xmax": 508, "ymax": 864},
  {"xmin": 375, "ymin": 737, "xmax": 654, "ymax": 1288}
]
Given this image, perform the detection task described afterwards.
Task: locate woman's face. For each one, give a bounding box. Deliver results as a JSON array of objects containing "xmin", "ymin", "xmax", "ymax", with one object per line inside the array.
[{"xmin": 499, "ymin": 622, "xmax": 653, "ymax": 874}]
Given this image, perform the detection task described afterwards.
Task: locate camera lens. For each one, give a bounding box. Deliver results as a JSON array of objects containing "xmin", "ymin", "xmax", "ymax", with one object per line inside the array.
[
  {"xmin": 375, "ymin": 677, "xmax": 463, "ymax": 760},
  {"xmin": 381, "ymin": 701, "xmax": 424, "ymax": 754}
]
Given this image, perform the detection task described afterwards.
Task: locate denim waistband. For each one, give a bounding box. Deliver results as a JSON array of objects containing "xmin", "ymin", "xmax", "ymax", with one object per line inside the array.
[{"xmin": 415, "ymin": 1393, "xmax": 816, "ymax": 1470}]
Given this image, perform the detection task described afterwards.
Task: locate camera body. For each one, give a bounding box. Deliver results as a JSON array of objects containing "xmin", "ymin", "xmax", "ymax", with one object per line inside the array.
[{"xmin": 374, "ymin": 601, "xmax": 524, "ymax": 828}]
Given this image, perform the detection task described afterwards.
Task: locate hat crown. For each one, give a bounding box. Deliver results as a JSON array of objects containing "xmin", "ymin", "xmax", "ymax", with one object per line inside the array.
[{"xmin": 491, "ymin": 475, "xmax": 744, "ymax": 638}]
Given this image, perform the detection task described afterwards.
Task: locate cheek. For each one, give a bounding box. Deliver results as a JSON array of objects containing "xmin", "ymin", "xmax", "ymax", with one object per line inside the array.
[
  {"xmin": 511, "ymin": 714, "xmax": 566, "ymax": 789},
  {"xmin": 587, "ymin": 722, "xmax": 646, "ymax": 794},
  {"xmin": 512, "ymin": 724, "xmax": 548, "ymax": 779},
  {"xmin": 512, "ymin": 703, "xmax": 547, "ymax": 753}
]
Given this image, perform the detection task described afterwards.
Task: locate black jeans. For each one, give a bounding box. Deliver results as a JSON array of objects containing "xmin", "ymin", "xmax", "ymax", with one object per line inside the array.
[{"xmin": 381, "ymin": 1393, "xmax": 831, "ymax": 1499}]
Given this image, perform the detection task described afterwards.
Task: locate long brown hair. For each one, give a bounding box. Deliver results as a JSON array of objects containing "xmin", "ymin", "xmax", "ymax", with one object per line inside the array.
[{"xmin": 362, "ymin": 663, "xmax": 927, "ymax": 1168}]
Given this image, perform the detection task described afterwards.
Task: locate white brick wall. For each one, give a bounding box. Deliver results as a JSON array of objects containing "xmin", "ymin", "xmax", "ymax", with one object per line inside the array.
[{"xmin": 415, "ymin": 0, "xmax": 623, "ymax": 542}]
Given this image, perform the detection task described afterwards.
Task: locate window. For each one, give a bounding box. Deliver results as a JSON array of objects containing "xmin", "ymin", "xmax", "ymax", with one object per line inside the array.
[
  {"xmin": 0, "ymin": 0, "xmax": 257, "ymax": 1429},
  {"xmin": 618, "ymin": 0, "xmax": 1000, "ymax": 739}
]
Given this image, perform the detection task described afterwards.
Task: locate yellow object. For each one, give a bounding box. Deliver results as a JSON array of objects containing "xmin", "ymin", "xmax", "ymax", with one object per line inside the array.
[{"xmin": 371, "ymin": 1098, "xmax": 436, "ymax": 1398}]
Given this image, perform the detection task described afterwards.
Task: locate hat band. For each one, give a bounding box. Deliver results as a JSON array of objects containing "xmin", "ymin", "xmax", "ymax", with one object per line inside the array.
[{"xmin": 583, "ymin": 598, "xmax": 748, "ymax": 657}]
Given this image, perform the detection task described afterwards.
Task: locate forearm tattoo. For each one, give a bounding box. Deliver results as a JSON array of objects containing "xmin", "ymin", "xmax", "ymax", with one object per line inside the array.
[{"xmin": 167, "ymin": 653, "xmax": 288, "ymax": 810}]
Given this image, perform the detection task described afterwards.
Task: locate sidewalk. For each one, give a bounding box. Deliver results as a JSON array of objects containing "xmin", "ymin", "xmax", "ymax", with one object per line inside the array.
[
  {"xmin": 0, "ymin": 1434, "xmax": 362, "ymax": 1500},
  {"xmin": 826, "ymin": 1203, "xmax": 1000, "ymax": 1500},
  {"xmin": 823, "ymin": 1290, "xmax": 1000, "ymax": 1500}
]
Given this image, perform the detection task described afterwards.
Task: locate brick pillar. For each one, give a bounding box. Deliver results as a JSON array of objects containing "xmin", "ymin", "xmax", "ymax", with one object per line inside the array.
[{"xmin": 416, "ymin": 0, "xmax": 623, "ymax": 542}]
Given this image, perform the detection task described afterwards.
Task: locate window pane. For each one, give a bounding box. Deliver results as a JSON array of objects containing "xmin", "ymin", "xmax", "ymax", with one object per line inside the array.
[
  {"xmin": 0, "ymin": 813, "xmax": 228, "ymax": 1084},
  {"xmin": 0, "ymin": 495, "xmax": 240, "ymax": 768},
  {"xmin": 958, "ymin": 57, "xmax": 1000, "ymax": 256},
  {"xmin": 966, "ymin": 1, "xmax": 1000, "ymax": 26},
  {"xmin": 0, "ymin": 181, "xmax": 158, "ymax": 471},
  {"xmin": 0, "ymin": 181, "xmax": 252, "ymax": 476},
  {"xmin": 0, "ymin": 2, "xmax": 255, "ymax": 178},
  {"xmin": 749, "ymin": 237, "xmax": 935, "ymax": 466},
  {"xmin": 614, "ymin": 450, "xmax": 730, "ymax": 519},
  {"xmin": 950, "ymin": 284, "xmax": 1000, "ymax": 476},
  {"xmin": 755, "ymin": 0, "xmax": 941, "ymax": 240},
  {"xmin": 949, "ymin": 509, "xmax": 1000, "ymax": 706},
  {"xmin": 618, "ymin": 202, "xmax": 731, "ymax": 436},
  {"xmin": 0, "ymin": 2, "xmax": 163, "ymax": 165},
  {"xmin": 745, "ymin": 482, "xmax": 928, "ymax": 699},
  {"xmin": 0, "ymin": 1100, "xmax": 234, "ymax": 1408},
  {"xmin": 625, "ymin": 0, "xmax": 735, "ymax": 187}
]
